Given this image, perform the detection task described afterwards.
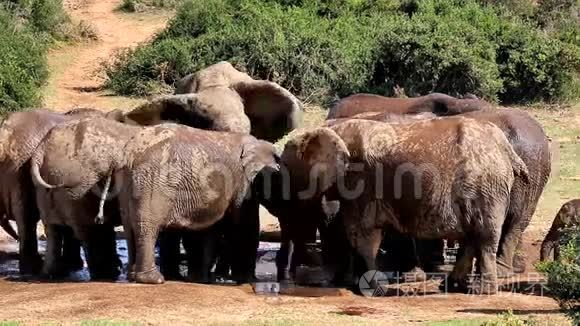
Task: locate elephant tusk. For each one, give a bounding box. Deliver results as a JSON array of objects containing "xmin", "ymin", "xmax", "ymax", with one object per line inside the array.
[{"xmin": 95, "ymin": 174, "xmax": 112, "ymax": 225}]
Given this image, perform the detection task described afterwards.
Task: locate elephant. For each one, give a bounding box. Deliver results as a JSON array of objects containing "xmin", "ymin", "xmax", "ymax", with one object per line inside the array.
[
  {"xmin": 116, "ymin": 124, "xmax": 279, "ymax": 284},
  {"xmin": 172, "ymin": 61, "xmax": 303, "ymax": 143},
  {"xmin": 125, "ymin": 61, "xmax": 302, "ymax": 282},
  {"xmin": 327, "ymin": 107, "xmax": 551, "ymax": 277},
  {"xmin": 327, "ymin": 93, "xmax": 491, "ymax": 120},
  {"xmin": 281, "ymin": 117, "xmax": 528, "ymax": 294},
  {"xmin": 540, "ymin": 199, "xmax": 580, "ymax": 261},
  {"xmin": 30, "ymin": 116, "xmax": 141, "ymax": 279},
  {"xmin": 0, "ymin": 108, "xmax": 123, "ymax": 274}
]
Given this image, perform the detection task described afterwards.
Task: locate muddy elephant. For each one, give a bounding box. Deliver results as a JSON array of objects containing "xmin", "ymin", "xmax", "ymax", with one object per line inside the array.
[
  {"xmin": 282, "ymin": 117, "xmax": 528, "ymax": 294},
  {"xmin": 125, "ymin": 62, "xmax": 302, "ymax": 282},
  {"xmin": 330, "ymin": 107, "xmax": 551, "ymax": 277},
  {"xmin": 116, "ymin": 124, "xmax": 279, "ymax": 284},
  {"xmin": 131, "ymin": 61, "xmax": 302, "ymax": 143},
  {"xmin": 0, "ymin": 108, "xmax": 123, "ymax": 274},
  {"xmin": 540, "ymin": 199, "xmax": 580, "ymax": 261},
  {"xmin": 327, "ymin": 93, "xmax": 491, "ymax": 120},
  {"xmin": 30, "ymin": 116, "xmax": 141, "ymax": 279}
]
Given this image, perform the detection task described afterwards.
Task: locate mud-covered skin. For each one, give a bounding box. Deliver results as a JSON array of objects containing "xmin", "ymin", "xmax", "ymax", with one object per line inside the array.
[
  {"xmin": 461, "ymin": 108, "xmax": 551, "ymax": 276},
  {"xmin": 119, "ymin": 124, "xmax": 278, "ymax": 284},
  {"xmin": 540, "ymin": 199, "xmax": 580, "ymax": 261},
  {"xmin": 283, "ymin": 117, "xmax": 528, "ymax": 294},
  {"xmin": 133, "ymin": 61, "xmax": 301, "ymax": 282},
  {"xmin": 327, "ymin": 93, "xmax": 491, "ymax": 120},
  {"xmin": 171, "ymin": 61, "xmax": 302, "ymax": 143},
  {"xmin": 328, "ymin": 108, "xmax": 551, "ymax": 277},
  {"xmin": 31, "ymin": 117, "xmax": 141, "ymax": 280},
  {"xmin": 0, "ymin": 109, "xmax": 121, "ymax": 274}
]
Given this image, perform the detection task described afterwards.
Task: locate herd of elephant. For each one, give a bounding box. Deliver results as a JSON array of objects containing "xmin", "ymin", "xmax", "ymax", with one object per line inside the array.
[{"xmin": 0, "ymin": 60, "xmax": 568, "ymax": 295}]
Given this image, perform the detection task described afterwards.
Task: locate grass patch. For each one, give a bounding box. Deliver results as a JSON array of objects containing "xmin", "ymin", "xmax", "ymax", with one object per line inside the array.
[{"xmin": 525, "ymin": 104, "xmax": 580, "ymax": 230}]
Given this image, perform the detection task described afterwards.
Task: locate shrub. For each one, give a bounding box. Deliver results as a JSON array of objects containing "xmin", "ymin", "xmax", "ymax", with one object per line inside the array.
[
  {"xmin": 104, "ymin": 0, "xmax": 580, "ymax": 104},
  {"xmin": 538, "ymin": 226, "xmax": 580, "ymax": 325},
  {"xmin": 0, "ymin": 7, "xmax": 48, "ymax": 114},
  {"xmin": 0, "ymin": 0, "xmax": 74, "ymax": 115}
]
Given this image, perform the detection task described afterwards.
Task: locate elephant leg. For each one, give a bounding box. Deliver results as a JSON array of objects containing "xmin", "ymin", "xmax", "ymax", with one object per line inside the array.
[
  {"xmin": 276, "ymin": 219, "xmax": 293, "ymax": 282},
  {"xmin": 351, "ymin": 228, "xmax": 382, "ymax": 276},
  {"xmin": 61, "ymin": 226, "xmax": 84, "ymax": 272},
  {"xmin": 158, "ymin": 230, "xmax": 183, "ymax": 281},
  {"xmin": 134, "ymin": 216, "xmax": 163, "ymax": 284},
  {"xmin": 124, "ymin": 224, "xmax": 136, "ymax": 281},
  {"xmin": 540, "ymin": 229, "xmax": 558, "ymax": 262},
  {"xmin": 553, "ymin": 243, "xmax": 561, "ymax": 261},
  {"xmin": 84, "ymin": 225, "xmax": 120, "ymax": 281},
  {"xmin": 446, "ymin": 244, "xmax": 475, "ymax": 292},
  {"xmin": 476, "ymin": 243, "xmax": 499, "ymax": 295},
  {"xmin": 214, "ymin": 233, "xmax": 231, "ymax": 279},
  {"xmin": 42, "ymin": 224, "xmax": 64, "ymax": 278},
  {"xmin": 186, "ymin": 229, "xmax": 218, "ymax": 284},
  {"xmin": 230, "ymin": 201, "xmax": 260, "ymax": 284},
  {"xmin": 12, "ymin": 187, "xmax": 41, "ymax": 275}
]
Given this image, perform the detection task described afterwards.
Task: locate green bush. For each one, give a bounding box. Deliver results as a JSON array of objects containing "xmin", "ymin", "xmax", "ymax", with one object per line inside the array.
[
  {"xmin": 0, "ymin": 0, "xmax": 73, "ymax": 115},
  {"xmin": 0, "ymin": 6, "xmax": 48, "ymax": 114},
  {"xmin": 105, "ymin": 0, "xmax": 580, "ymax": 104},
  {"xmin": 538, "ymin": 226, "xmax": 580, "ymax": 325}
]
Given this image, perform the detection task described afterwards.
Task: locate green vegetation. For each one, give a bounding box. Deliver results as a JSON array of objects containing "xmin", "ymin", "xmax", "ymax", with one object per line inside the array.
[
  {"xmin": 538, "ymin": 226, "xmax": 580, "ymax": 325},
  {"xmin": 105, "ymin": 0, "xmax": 580, "ymax": 105},
  {"xmin": 0, "ymin": 0, "xmax": 84, "ymax": 115}
]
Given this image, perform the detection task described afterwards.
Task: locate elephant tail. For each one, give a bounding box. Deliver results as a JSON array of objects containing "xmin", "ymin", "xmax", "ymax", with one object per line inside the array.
[
  {"xmin": 30, "ymin": 158, "xmax": 58, "ymax": 189},
  {"xmin": 0, "ymin": 217, "xmax": 18, "ymax": 240},
  {"xmin": 508, "ymin": 147, "xmax": 529, "ymax": 184}
]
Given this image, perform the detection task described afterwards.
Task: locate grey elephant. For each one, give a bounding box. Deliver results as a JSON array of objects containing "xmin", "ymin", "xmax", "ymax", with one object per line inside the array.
[
  {"xmin": 281, "ymin": 117, "xmax": 528, "ymax": 294},
  {"xmin": 329, "ymin": 107, "xmax": 551, "ymax": 278},
  {"xmin": 327, "ymin": 93, "xmax": 492, "ymax": 120},
  {"xmin": 0, "ymin": 108, "xmax": 123, "ymax": 274},
  {"xmin": 115, "ymin": 124, "xmax": 279, "ymax": 284},
  {"xmin": 158, "ymin": 61, "xmax": 302, "ymax": 143},
  {"xmin": 540, "ymin": 199, "xmax": 580, "ymax": 261},
  {"xmin": 30, "ymin": 116, "xmax": 141, "ymax": 279},
  {"xmin": 124, "ymin": 62, "xmax": 302, "ymax": 282}
]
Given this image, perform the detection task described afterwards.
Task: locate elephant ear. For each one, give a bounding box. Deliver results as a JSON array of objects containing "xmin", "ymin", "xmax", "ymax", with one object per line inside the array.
[
  {"xmin": 232, "ymin": 80, "xmax": 302, "ymax": 143},
  {"xmin": 240, "ymin": 138, "xmax": 280, "ymax": 184},
  {"xmin": 283, "ymin": 128, "xmax": 349, "ymax": 194},
  {"xmin": 124, "ymin": 92, "xmax": 250, "ymax": 134}
]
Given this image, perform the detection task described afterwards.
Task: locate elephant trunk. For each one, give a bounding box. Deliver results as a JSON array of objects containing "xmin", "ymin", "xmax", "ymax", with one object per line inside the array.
[{"xmin": 0, "ymin": 217, "xmax": 18, "ymax": 240}]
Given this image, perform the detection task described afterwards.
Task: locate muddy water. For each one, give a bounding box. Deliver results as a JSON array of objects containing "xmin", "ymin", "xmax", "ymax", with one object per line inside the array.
[{"xmin": 0, "ymin": 238, "xmax": 279, "ymax": 282}]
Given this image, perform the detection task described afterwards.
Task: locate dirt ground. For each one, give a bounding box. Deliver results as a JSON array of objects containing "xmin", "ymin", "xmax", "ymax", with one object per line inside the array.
[{"xmin": 0, "ymin": 0, "xmax": 578, "ymax": 324}]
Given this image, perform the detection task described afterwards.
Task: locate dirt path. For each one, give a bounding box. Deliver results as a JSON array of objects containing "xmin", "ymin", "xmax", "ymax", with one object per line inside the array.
[{"xmin": 43, "ymin": 0, "xmax": 169, "ymax": 111}]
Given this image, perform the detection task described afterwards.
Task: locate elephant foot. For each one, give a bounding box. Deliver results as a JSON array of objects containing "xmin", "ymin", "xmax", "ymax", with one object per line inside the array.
[
  {"xmin": 20, "ymin": 254, "xmax": 43, "ymax": 275},
  {"xmin": 403, "ymin": 267, "xmax": 427, "ymax": 282},
  {"xmin": 135, "ymin": 268, "xmax": 165, "ymax": 284},
  {"xmin": 496, "ymin": 260, "xmax": 515, "ymax": 279},
  {"xmin": 441, "ymin": 278, "xmax": 469, "ymax": 293},
  {"xmin": 63, "ymin": 257, "xmax": 84, "ymax": 273},
  {"xmin": 469, "ymin": 278, "xmax": 498, "ymax": 295},
  {"xmin": 513, "ymin": 254, "xmax": 526, "ymax": 274},
  {"xmin": 89, "ymin": 268, "xmax": 121, "ymax": 282}
]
